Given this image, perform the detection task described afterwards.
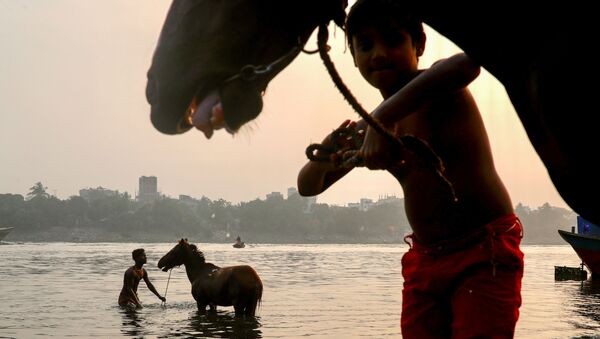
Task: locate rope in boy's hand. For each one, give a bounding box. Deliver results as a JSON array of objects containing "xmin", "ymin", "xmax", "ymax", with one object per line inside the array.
[{"xmin": 305, "ymin": 126, "xmax": 364, "ymax": 168}]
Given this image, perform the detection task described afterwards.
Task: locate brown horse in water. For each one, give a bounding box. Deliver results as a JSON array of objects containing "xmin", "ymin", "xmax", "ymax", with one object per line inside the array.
[
  {"xmin": 146, "ymin": 1, "xmax": 599, "ymax": 225},
  {"xmin": 157, "ymin": 239, "xmax": 263, "ymax": 316}
]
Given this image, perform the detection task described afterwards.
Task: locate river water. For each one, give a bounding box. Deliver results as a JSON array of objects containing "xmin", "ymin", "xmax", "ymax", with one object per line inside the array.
[{"xmin": 0, "ymin": 243, "xmax": 598, "ymax": 338}]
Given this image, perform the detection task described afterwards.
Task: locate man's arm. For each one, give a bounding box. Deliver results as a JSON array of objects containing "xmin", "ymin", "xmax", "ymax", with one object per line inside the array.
[{"xmin": 143, "ymin": 270, "xmax": 166, "ymax": 302}]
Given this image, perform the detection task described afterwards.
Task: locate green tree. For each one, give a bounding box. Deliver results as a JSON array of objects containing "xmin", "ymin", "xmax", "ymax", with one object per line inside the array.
[{"xmin": 27, "ymin": 182, "xmax": 49, "ymax": 200}]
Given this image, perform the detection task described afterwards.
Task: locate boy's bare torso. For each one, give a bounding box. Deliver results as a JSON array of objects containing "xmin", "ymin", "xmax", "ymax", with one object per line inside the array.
[{"xmin": 389, "ymin": 87, "xmax": 513, "ymax": 244}]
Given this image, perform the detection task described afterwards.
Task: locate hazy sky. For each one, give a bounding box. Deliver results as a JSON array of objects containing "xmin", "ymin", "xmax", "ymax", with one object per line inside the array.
[{"xmin": 0, "ymin": 1, "xmax": 569, "ymax": 209}]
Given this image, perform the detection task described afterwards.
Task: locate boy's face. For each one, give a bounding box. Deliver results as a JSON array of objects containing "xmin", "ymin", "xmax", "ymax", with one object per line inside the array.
[{"xmin": 351, "ymin": 21, "xmax": 422, "ymax": 95}]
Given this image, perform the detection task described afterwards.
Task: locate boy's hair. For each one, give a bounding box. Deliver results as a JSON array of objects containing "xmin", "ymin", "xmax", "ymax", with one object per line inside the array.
[
  {"xmin": 345, "ymin": 0, "xmax": 424, "ymax": 53},
  {"xmin": 132, "ymin": 248, "xmax": 145, "ymax": 260}
]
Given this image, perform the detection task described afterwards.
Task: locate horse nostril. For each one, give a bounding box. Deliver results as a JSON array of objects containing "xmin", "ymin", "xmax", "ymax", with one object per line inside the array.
[{"xmin": 146, "ymin": 74, "xmax": 158, "ymax": 105}]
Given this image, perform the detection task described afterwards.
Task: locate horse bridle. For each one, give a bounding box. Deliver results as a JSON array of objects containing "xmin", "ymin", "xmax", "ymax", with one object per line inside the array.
[{"xmin": 221, "ymin": 39, "xmax": 306, "ymax": 85}]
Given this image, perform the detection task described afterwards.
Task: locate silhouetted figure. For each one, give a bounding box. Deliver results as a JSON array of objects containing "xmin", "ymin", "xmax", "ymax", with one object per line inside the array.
[
  {"xmin": 233, "ymin": 235, "xmax": 245, "ymax": 248},
  {"xmin": 118, "ymin": 248, "xmax": 165, "ymax": 309}
]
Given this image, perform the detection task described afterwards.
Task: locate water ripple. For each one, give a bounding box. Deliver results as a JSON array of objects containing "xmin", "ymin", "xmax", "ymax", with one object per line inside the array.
[{"xmin": 0, "ymin": 244, "xmax": 598, "ymax": 337}]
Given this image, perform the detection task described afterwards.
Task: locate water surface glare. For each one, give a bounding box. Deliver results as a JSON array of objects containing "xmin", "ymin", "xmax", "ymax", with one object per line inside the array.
[{"xmin": 0, "ymin": 243, "xmax": 598, "ymax": 338}]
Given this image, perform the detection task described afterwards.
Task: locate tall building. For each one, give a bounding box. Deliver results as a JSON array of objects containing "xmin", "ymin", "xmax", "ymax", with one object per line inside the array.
[
  {"xmin": 137, "ymin": 176, "xmax": 160, "ymax": 203},
  {"xmin": 287, "ymin": 187, "xmax": 299, "ymax": 199}
]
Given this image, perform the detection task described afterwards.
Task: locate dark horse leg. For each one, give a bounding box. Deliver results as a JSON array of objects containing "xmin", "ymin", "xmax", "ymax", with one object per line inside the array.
[
  {"xmin": 233, "ymin": 297, "xmax": 251, "ymax": 317},
  {"xmin": 197, "ymin": 301, "xmax": 208, "ymax": 313},
  {"xmin": 233, "ymin": 304, "xmax": 244, "ymax": 317}
]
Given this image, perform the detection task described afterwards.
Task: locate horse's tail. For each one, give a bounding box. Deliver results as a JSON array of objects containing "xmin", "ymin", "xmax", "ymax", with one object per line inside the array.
[{"xmin": 249, "ymin": 280, "xmax": 263, "ymax": 316}]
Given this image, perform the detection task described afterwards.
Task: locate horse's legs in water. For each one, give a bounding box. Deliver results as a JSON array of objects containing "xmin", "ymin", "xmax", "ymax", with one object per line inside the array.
[
  {"xmin": 197, "ymin": 301, "xmax": 208, "ymax": 313},
  {"xmin": 208, "ymin": 303, "xmax": 217, "ymax": 313},
  {"xmin": 233, "ymin": 298, "xmax": 257, "ymax": 316},
  {"xmin": 233, "ymin": 303, "xmax": 243, "ymax": 317}
]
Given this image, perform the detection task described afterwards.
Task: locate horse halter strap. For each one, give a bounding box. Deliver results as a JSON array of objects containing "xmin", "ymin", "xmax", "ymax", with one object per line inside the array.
[{"xmin": 221, "ymin": 39, "xmax": 304, "ymax": 85}]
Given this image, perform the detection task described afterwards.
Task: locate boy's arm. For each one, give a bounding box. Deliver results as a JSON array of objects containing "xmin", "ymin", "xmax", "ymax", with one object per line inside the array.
[
  {"xmin": 361, "ymin": 53, "xmax": 480, "ymax": 169},
  {"xmin": 143, "ymin": 270, "xmax": 166, "ymax": 302},
  {"xmin": 375, "ymin": 52, "xmax": 480, "ymax": 125},
  {"xmin": 298, "ymin": 120, "xmax": 364, "ymax": 196},
  {"xmin": 297, "ymin": 156, "xmax": 352, "ymax": 196}
]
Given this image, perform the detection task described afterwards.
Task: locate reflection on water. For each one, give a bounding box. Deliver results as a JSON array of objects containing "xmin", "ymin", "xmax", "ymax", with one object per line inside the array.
[
  {"xmin": 1, "ymin": 243, "xmax": 599, "ymax": 337},
  {"xmin": 120, "ymin": 308, "xmax": 147, "ymax": 337},
  {"xmin": 118, "ymin": 305, "xmax": 262, "ymax": 339},
  {"xmin": 181, "ymin": 311, "xmax": 262, "ymax": 338},
  {"xmin": 572, "ymin": 280, "xmax": 600, "ymax": 330}
]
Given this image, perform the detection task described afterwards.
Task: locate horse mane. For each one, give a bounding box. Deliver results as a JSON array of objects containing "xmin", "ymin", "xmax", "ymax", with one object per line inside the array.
[
  {"xmin": 188, "ymin": 243, "xmax": 206, "ymax": 264},
  {"xmin": 189, "ymin": 243, "xmax": 220, "ymax": 270}
]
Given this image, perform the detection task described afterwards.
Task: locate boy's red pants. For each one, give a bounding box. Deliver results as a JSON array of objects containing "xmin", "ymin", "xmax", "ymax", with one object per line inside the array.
[{"xmin": 401, "ymin": 214, "xmax": 524, "ymax": 338}]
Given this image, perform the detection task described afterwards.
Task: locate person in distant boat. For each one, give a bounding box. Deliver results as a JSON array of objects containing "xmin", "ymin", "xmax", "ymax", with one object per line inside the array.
[
  {"xmin": 118, "ymin": 248, "xmax": 166, "ymax": 309},
  {"xmin": 297, "ymin": 0, "xmax": 523, "ymax": 337},
  {"xmin": 233, "ymin": 235, "xmax": 245, "ymax": 248}
]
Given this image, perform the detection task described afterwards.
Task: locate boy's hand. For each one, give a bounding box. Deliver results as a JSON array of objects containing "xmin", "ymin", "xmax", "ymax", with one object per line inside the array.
[
  {"xmin": 359, "ymin": 125, "xmax": 400, "ymax": 170},
  {"xmin": 326, "ymin": 120, "xmax": 362, "ymax": 166},
  {"xmin": 159, "ymin": 296, "xmax": 166, "ymax": 302},
  {"xmin": 307, "ymin": 119, "xmax": 364, "ymax": 167}
]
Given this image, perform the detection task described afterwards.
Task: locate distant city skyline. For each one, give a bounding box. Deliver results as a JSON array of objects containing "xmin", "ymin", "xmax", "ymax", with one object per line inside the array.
[{"xmin": 5, "ymin": 176, "xmax": 569, "ymax": 210}]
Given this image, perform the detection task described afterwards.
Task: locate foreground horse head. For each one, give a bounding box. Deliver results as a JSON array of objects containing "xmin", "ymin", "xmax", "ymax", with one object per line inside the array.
[
  {"xmin": 146, "ymin": 0, "xmax": 346, "ymax": 137},
  {"xmin": 158, "ymin": 239, "xmax": 263, "ymax": 316},
  {"xmin": 147, "ymin": 2, "xmax": 600, "ymax": 224}
]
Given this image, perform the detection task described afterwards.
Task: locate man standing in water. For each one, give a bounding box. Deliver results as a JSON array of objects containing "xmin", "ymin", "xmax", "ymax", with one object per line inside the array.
[{"xmin": 118, "ymin": 248, "xmax": 166, "ymax": 309}]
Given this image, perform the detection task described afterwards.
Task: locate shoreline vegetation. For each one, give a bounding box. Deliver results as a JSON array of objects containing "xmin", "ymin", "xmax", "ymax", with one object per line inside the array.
[{"xmin": 1, "ymin": 183, "xmax": 575, "ymax": 244}]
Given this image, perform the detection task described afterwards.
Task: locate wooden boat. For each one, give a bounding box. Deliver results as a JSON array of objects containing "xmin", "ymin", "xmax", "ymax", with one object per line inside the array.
[
  {"xmin": 0, "ymin": 227, "xmax": 14, "ymax": 241},
  {"xmin": 233, "ymin": 235, "xmax": 245, "ymax": 248},
  {"xmin": 558, "ymin": 216, "xmax": 600, "ymax": 278}
]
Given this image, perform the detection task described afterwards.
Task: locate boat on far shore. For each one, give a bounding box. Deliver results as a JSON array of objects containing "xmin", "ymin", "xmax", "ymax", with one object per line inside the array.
[
  {"xmin": 0, "ymin": 227, "xmax": 14, "ymax": 241},
  {"xmin": 558, "ymin": 216, "xmax": 600, "ymax": 278}
]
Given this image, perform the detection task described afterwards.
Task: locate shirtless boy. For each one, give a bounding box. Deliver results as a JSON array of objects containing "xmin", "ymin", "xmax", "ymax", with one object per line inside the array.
[{"xmin": 298, "ymin": 0, "xmax": 524, "ymax": 337}]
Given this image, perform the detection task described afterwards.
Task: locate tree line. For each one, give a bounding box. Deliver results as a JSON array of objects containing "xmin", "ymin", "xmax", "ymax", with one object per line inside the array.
[{"xmin": 0, "ymin": 182, "xmax": 576, "ymax": 244}]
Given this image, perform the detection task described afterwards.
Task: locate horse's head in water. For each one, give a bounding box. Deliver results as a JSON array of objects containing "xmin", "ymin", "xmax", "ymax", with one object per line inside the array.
[{"xmin": 146, "ymin": 0, "xmax": 347, "ymax": 138}]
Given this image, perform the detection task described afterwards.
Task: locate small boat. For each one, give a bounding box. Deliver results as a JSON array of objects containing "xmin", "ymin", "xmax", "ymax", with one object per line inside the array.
[
  {"xmin": 0, "ymin": 227, "xmax": 14, "ymax": 241},
  {"xmin": 233, "ymin": 235, "xmax": 245, "ymax": 248},
  {"xmin": 558, "ymin": 216, "xmax": 600, "ymax": 278}
]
